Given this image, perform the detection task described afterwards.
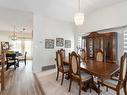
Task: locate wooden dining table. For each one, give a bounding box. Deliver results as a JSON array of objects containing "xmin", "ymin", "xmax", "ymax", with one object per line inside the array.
[
  {"xmin": 63, "ymin": 57, "xmax": 120, "ymax": 93},
  {"xmin": 80, "ymin": 60, "xmax": 119, "ymax": 79}
]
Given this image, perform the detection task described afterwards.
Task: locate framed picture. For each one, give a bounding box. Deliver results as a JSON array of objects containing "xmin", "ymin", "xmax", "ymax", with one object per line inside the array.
[
  {"xmin": 45, "ymin": 39, "xmax": 54, "ymax": 49},
  {"xmin": 1, "ymin": 42, "xmax": 9, "ymax": 50},
  {"xmin": 56, "ymin": 38, "xmax": 64, "ymax": 47},
  {"xmin": 65, "ymin": 40, "xmax": 71, "ymax": 48}
]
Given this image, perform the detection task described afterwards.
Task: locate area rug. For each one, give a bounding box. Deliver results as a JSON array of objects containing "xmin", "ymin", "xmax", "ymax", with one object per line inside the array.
[{"xmin": 35, "ymin": 69, "xmax": 124, "ymax": 95}]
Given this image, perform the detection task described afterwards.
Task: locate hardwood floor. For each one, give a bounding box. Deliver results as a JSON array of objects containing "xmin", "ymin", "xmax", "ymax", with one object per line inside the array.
[{"xmin": 0, "ymin": 60, "xmax": 43, "ymax": 95}]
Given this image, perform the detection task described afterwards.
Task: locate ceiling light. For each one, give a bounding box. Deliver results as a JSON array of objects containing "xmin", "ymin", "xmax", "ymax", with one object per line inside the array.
[
  {"xmin": 11, "ymin": 26, "xmax": 17, "ymax": 41},
  {"xmin": 74, "ymin": 0, "xmax": 84, "ymax": 26}
]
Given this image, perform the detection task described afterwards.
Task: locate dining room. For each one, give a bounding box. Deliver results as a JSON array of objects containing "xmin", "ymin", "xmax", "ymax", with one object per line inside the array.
[
  {"xmin": 35, "ymin": 31, "xmax": 127, "ymax": 95},
  {"xmin": 0, "ymin": 0, "xmax": 127, "ymax": 95}
]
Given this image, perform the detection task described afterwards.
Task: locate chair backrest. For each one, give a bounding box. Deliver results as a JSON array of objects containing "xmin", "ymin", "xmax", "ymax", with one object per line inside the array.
[
  {"xmin": 80, "ymin": 49, "xmax": 87, "ymax": 62},
  {"xmin": 6, "ymin": 53, "xmax": 16, "ymax": 60},
  {"xmin": 60, "ymin": 49, "xmax": 65, "ymax": 59},
  {"xmin": 96, "ymin": 49, "xmax": 103, "ymax": 62},
  {"xmin": 119, "ymin": 52, "xmax": 127, "ymax": 82},
  {"xmin": 69, "ymin": 51, "xmax": 80, "ymax": 77},
  {"xmin": 24, "ymin": 52, "xmax": 27, "ymax": 59},
  {"xmin": 56, "ymin": 50, "xmax": 64, "ymax": 70}
]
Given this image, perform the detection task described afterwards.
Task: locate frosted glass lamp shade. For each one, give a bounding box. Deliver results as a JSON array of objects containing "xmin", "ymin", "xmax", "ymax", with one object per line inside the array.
[
  {"xmin": 11, "ymin": 33, "xmax": 17, "ymax": 41},
  {"xmin": 74, "ymin": 13, "xmax": 84, "ymax": 25}
]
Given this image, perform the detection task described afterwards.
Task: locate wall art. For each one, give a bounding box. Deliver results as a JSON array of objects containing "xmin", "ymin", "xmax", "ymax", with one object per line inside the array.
[
  {"xmin": 56, "ymin": 38, "xmax": 64, "ymax": 47},
  {"xmin": 45, "ymin": 39, "xmax": 54, "ymax": 49},
  {"xmin": 65, "ymin": 40, "xmax": 71, "ymax": 48}
]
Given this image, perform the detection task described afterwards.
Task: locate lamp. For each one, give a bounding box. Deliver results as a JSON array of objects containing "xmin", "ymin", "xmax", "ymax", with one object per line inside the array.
[
  {"xmin": 11, "ymin": 32, "xmax": 17, "ymax": 41},
  {"xmin": 11, "ymin": 26, "xmax": 17, "ymax": 41},
  {"xmin": 74, "ymin": 0, "xmax": 84, "ymax": 26}
]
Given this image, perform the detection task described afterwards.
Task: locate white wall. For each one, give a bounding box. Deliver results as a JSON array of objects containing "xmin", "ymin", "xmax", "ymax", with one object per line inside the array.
[
  {"xmin": 33, "ymin": 14, "xmax": 75, "ymax": 73},
  {"xmin": 0, "ymin": 32, "xmax": 10, "ymax": 42},
  {"xmin": 77, "ymin": 1, "xmax": 127, "ymax": 33}
]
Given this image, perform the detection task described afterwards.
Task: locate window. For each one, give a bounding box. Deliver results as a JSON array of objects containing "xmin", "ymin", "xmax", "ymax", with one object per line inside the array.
[
  {"xmin": 11, "ymin": 39, "xmax": 32, "ymax": 59},
  {"xmin": 11, "ymin": 40, "xmax": 22, "ymax": 53},
  {"xmin": 77, "ymin": 36, "xmax": 82, "ymax": 49},
  {"xmin": 124, "ymin": 31, "xmax": 127, "ymax": 52},
  {"xmin": 24, "ymin": 39, "xmax": 32, "ymax": 59}
]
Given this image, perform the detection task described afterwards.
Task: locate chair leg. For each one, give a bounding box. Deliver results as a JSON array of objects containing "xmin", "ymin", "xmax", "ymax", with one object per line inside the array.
[
  {"xmin": 90, "ymin": 77, "xmax": 94, "ymax": 93},
  {"xmin": 6, "ymin": 64, "xmax": 9, "ymax": 70},
  {"xmin": 106, "ymin": 87, "xmax": 108, "ymax": 92},
  {"xmin": 14, "ymin": 64, "xmax": 16, "ymax": 70},
  {"xmin": 56, "ymin": 70, "xmax": 59, "ymax": 81},
  {"xmin": 17, "ymin": 62, "xmax": 19, "ymax": 67},
  {"xmin": 123, "ymin": 81, "xmax": 126, "ymax": 95},
  {"xmin": 14, "ymin": 62, "xmax": 17, "ymax": 69},
  {"xmin": 68, "ymin": 79, "xmax": 72, "ymax": 92},
  {"xmin": 116, "ymin": 91, "xmax": 120, "ymax": 95},
  {"xmin": 24, "ymin": 59, "xmax": 26, "ymax": 66},
  {"xmin": 17, "ymin": 60, "xmax": 19, "ymax": 66},
  {"xmin": 61, "ymin": 73, "xmax": 64, "ymax": 85},
  {"xmin": 98, "ymin": 81, "xmax": 100, "ymax": 95},
  {"xmin": 79, "ymin": 81, "xmax": 81, "ymax": 95}
]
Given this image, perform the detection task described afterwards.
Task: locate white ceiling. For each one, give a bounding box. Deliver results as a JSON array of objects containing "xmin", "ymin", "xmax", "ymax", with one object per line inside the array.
[
  {"xmin": 0, "ymin": 0, "xmax": 126, "ymax": 32},
  {"xmin": 0, "ymin": 7, "xmax": 33, "ymax": 33}
]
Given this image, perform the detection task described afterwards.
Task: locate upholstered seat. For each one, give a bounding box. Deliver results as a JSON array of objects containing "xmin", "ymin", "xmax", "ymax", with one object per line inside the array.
[
  {"xmin": 80, "ymin": 72, "xmax": 92, "ymax": 81},
  {"xmin": 112, "ymin": 76, "xmax": 119, "ymax": 80},
  {"xmin": 71, "ymin": 71, "xmax": 91, "ymax": 82},
  {"xmin": 59, "ymin": 65, "xmax": 69, "ymax": 72},
  {"xmin": 98, "ymin": 78, "xmax": 118, "ymax": 88},
  {"xmin": 8, "ymin": 60, "xmax": 15, "ymax": 63}
]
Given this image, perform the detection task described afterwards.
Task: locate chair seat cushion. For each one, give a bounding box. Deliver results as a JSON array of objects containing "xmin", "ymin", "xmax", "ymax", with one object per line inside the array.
[
  {"xmin": 8, "ymin": 60, "xmax": 15, "ymax": 63},
  {"xmin": 63, "ymin": 65, "xmax": 69, "ymax": 72},
  {"xmin": 80, "ymin": 71, "xmax": 92, "ymax": 81},
  {"xmin": 98, "ymin": 78, "xmax": 118, "ymax": 88},
  {"xmin": 72, "ymin": 72, "xmax": 92, "ymax": 81},
  {"xmin": 112, "ymin": 76, "xmax": 119, "ymax": 80},
  {"xmin": 59, "ymin": 65, "xmax": 69, "ymax": 72},
  {"xmin": 18, "ymin": 56, "xmax": 24, "ymax": 60}
]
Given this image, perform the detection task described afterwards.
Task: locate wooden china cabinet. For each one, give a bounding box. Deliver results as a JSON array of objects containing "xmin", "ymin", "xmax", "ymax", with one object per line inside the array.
[{"xmin": 82, "ymin": 32, "xmax": 118, "ymax": 63}]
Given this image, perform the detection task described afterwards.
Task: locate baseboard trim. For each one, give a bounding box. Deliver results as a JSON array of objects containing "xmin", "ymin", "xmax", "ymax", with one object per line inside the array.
[{"xmin": 42, "ymin": 65, "xmax": 55, "ymax": 71}]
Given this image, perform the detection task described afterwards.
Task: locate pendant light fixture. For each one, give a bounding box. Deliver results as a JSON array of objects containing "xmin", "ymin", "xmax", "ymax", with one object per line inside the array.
[
  {"xmin": 74, "ymin": 0, "xmax": 84, "ymax": 26},
  {"xmin": 11, "ymin": 25, "xmax": 17, "ymax": 41}
]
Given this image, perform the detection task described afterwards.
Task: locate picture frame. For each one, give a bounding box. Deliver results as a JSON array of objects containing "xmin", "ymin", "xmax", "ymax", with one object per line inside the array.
[
  {"xmin": 56, "ymin": 38, "xmax": 64, "ymax": 47},
  {"xmin": 65, "ymin": 40, "xmax": 71, "ymax": 48},
  {"xmin": 45, "ymin": 39, "xmax": 54, "ymax": 49}
]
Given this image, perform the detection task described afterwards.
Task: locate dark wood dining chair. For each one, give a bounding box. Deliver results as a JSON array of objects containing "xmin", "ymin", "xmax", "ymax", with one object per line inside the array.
[
  {"xmin": 56, "ymin": 50, "xmax": 69, "ymax": 85},
  {"xmin": 6, "ymin": 53, "xmax": 17, "ymax": 70},
  {"xmin": 60, "ymin": 48, "xmax": 65, "ymax": 59},
  {"xmin": 98, "ymin": 52, "xmax": 127, "ymax": 95},
  {"xmin": 18, "ymin": 52, "xmax": 27, "ymax": 66},
  {"xmin": 68, "ymin": 51, "xmax": 92, "ymax": 95},
  {"xmin": 95, "ymin": 49, "xmax": 103, "ymax": 62},
  {"xmin": 80, "ymin": 49, "xmax": 87, "ymax": 62}
]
